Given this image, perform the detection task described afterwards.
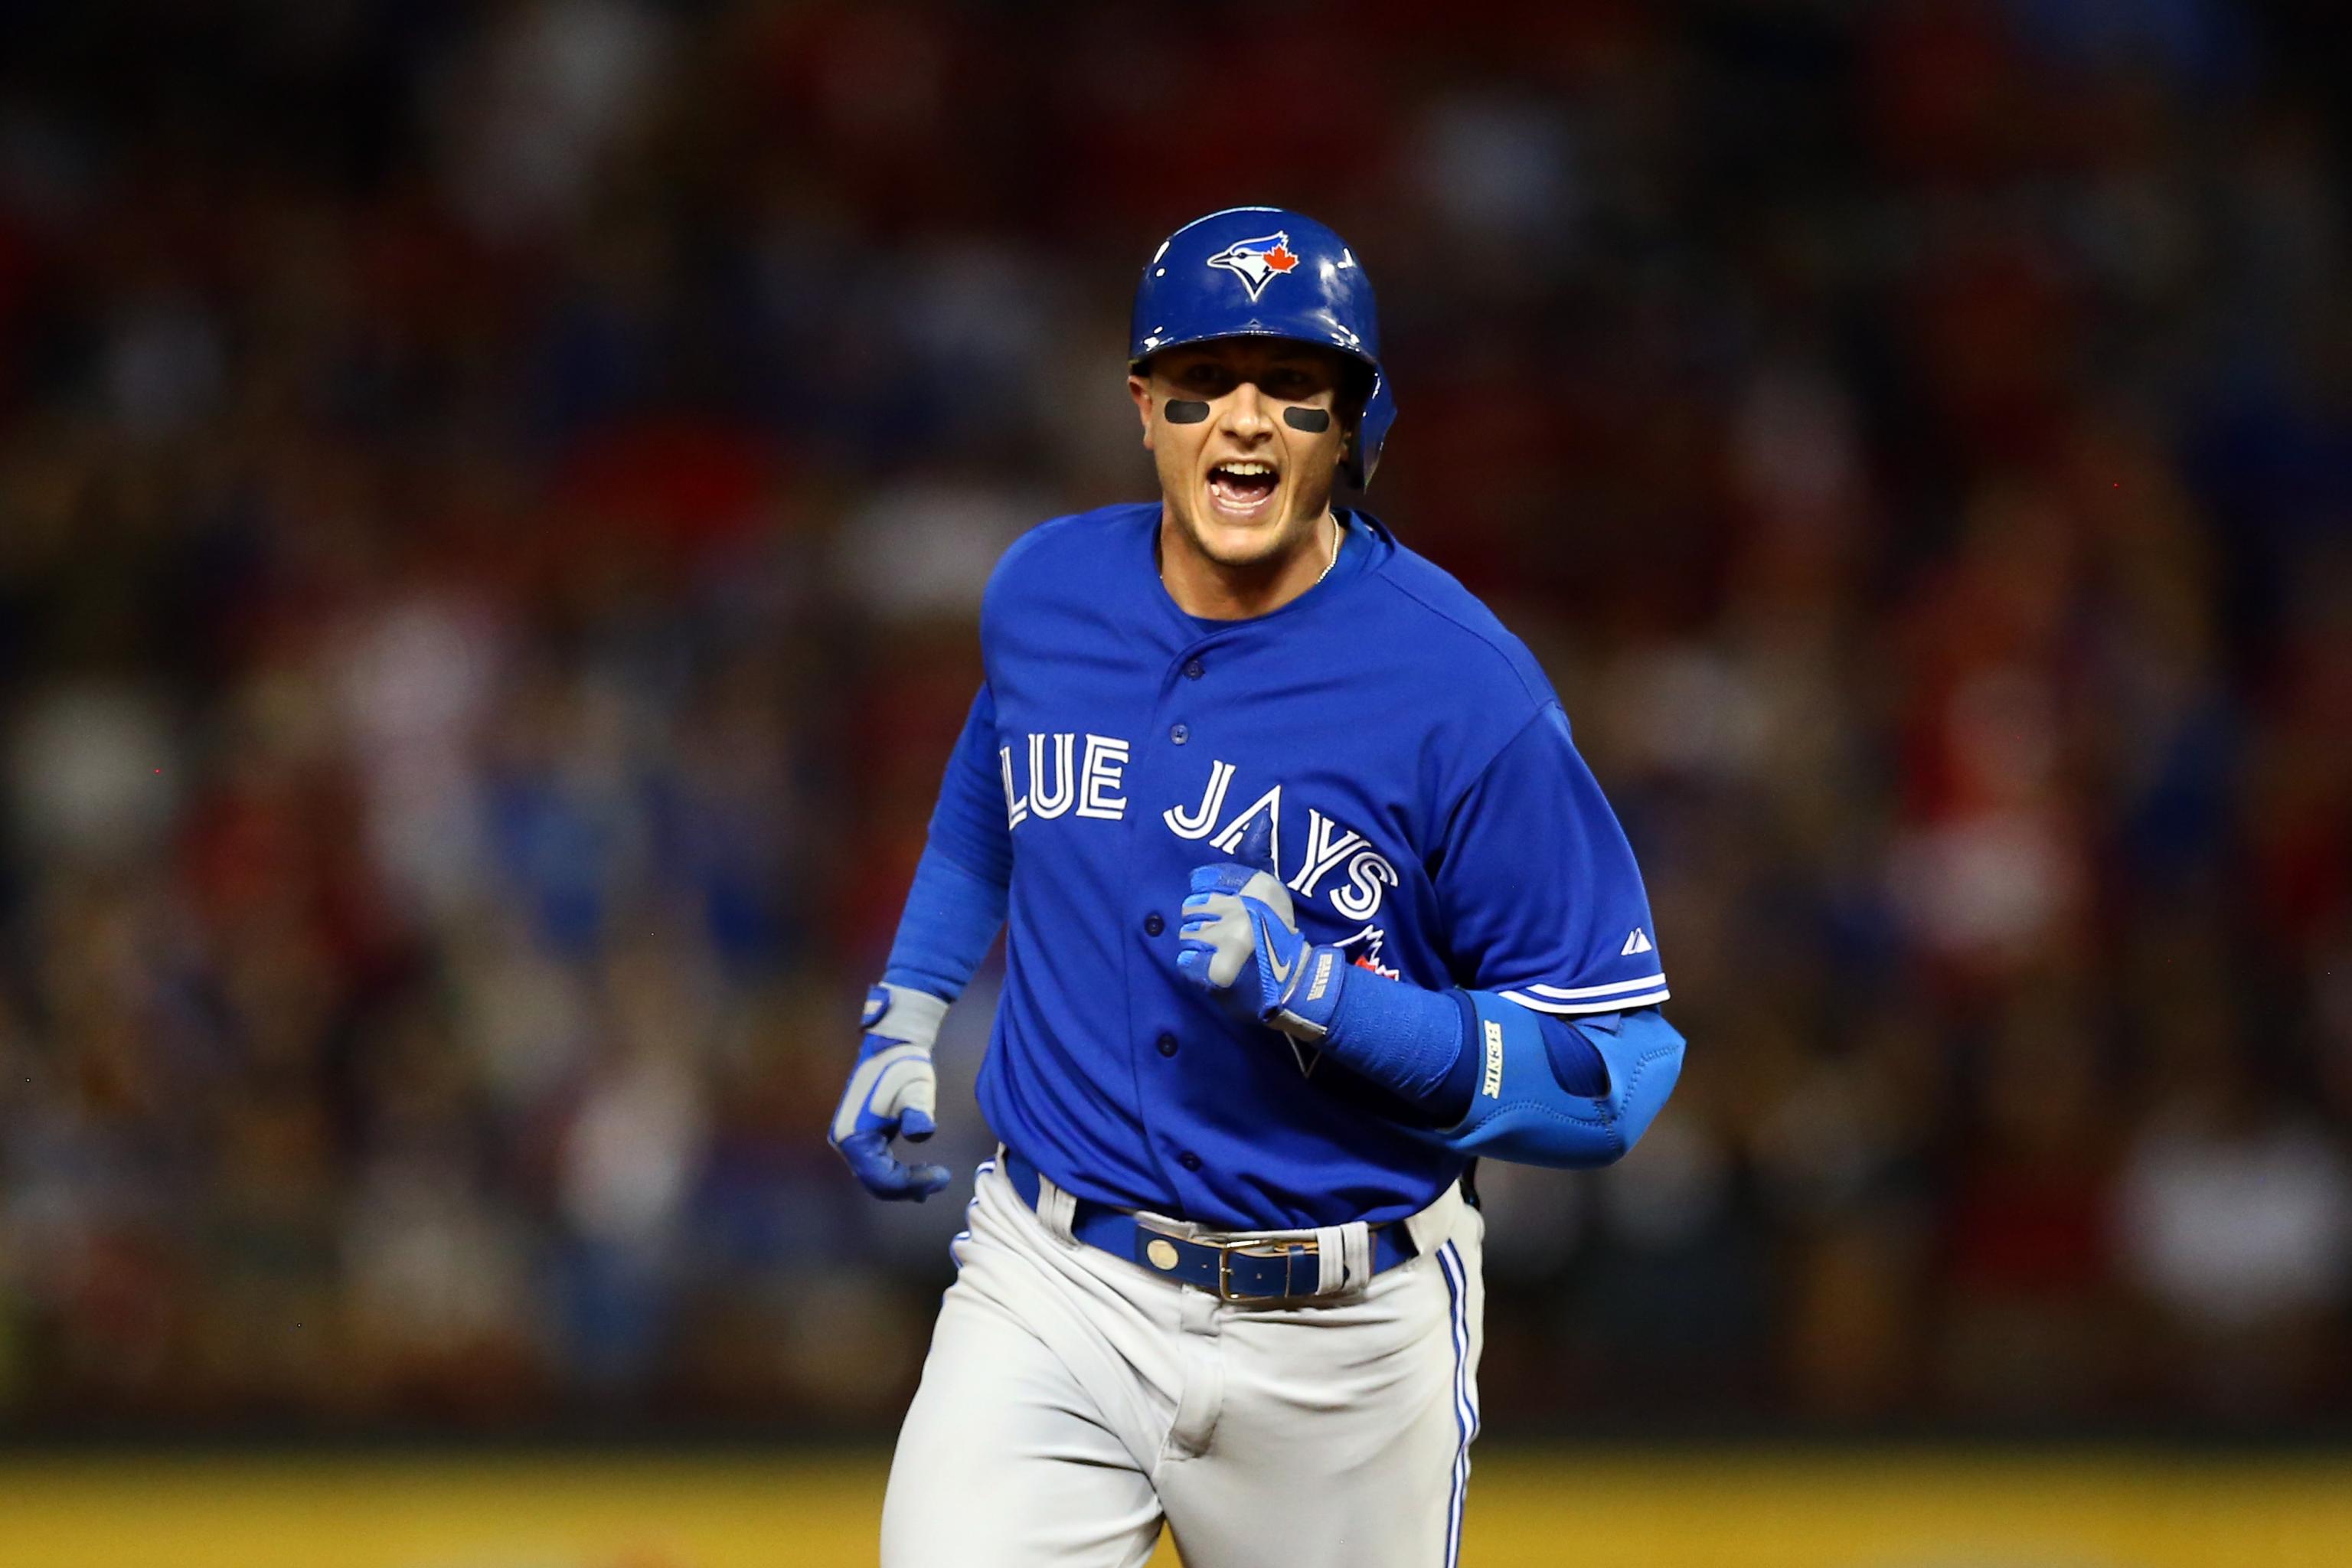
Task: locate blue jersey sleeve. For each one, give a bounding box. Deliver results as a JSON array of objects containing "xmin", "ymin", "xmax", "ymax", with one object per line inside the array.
[
  {"xmin": 880, "ymin": 685, "xmax": 1012, "ymax": 1001},
  {"xmin": 926, "ymin": 683, "xmax": 1014, "ymax": 887},
  {"xmin": 1433, "ymin": 702, "xmax": 1667, "ymax": 1014}
]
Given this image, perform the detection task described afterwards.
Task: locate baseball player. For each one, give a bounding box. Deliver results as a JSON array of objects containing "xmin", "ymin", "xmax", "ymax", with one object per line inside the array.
[{"xmin": 831, "ymin": 207, "xmax": 1685, "ymax": 1567}]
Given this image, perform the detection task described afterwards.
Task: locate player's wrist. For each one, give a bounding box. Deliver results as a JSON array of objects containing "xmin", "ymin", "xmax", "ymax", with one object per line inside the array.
[
  {"xmin": 863, "ymin": 982, "xmax": 949, "ymax": 1054},
  {"xmin": 1263, "ymin": 941, "xmax": 1348, "ymax": 1041}
]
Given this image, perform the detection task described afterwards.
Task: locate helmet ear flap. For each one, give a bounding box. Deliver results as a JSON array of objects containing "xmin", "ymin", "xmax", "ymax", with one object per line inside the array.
[
  {"xmin": 1338, "ymin": 359, "xmax": 1377, "ymax": 426},
  {"xmin": 1344, "ymin": 369, "xmax": 1396, "ymax": 490}
]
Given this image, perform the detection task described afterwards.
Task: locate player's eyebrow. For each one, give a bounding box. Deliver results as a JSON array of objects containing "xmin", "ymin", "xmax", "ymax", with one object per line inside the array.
[{"xmin": 1264, "ymin": 349, "xmax": 1339, "ymax": 375}]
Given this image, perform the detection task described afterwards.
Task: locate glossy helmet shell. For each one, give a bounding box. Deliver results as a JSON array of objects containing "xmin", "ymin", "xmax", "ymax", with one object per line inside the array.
[{"xmin": 1129, "ymin": 207, "xmax": 1396, "ymax": 488}]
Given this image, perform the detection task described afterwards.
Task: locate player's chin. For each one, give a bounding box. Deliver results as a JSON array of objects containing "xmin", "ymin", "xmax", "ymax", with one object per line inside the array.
[
  {"xmin": 1189, "ymin": 519, "xmax": 1287, "ymax": 570},
  {"xmin": 1191, "ymin": 489, "xmax": 1292, "ymax": 564}
]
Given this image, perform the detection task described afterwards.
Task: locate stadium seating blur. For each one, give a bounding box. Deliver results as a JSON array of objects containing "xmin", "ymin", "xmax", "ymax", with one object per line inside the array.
[{"xmin": 0, "ymin": 0, "xmax": 2347, "ymax": 1442}]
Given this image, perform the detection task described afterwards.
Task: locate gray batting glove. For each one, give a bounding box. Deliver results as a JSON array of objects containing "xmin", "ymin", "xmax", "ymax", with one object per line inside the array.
[{"xmin": 829, "ymin": 983, "xmax": 952, "ymax": 1200}]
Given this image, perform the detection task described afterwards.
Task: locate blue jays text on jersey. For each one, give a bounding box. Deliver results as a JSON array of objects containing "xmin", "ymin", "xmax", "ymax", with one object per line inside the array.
[{"xmin": 924, "ymin": 503, "xmax": 1668, "ymax": 1232}]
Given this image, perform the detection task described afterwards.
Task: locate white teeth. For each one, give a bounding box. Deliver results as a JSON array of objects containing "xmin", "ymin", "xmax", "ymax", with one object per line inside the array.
[{"xmin": 1218, "ymin": 461, "xmax": 1273, "ymax": 476}]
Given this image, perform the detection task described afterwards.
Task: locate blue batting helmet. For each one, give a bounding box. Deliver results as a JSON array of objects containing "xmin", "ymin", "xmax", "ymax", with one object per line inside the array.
[{"xmin": 1129, "ymin": 207, "xmax": 1396, "ymax": 489}]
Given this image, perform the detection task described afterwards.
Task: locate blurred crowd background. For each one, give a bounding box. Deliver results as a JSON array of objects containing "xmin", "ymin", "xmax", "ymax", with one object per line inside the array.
[{"xmin": 0, "ymin": 0, "xmax": 2347, "ymax": 1440}]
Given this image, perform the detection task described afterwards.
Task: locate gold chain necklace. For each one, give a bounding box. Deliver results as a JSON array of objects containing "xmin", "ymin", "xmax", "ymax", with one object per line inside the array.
[{"xmin": 1161, "ymin": 513, "xmax": 1341, "ymax": 590}]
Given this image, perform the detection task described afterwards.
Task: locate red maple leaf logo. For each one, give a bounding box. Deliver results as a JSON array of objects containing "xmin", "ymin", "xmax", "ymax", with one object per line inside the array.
[{"xmin": 1263, "ymin": 243, "xmax": 1298, "ymax": 274}]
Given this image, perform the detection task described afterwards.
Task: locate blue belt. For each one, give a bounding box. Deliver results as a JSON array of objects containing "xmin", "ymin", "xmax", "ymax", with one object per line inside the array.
[{"xmin": 1002, "ymin": 1149, "xmax": 1416, "ymax": 1302}]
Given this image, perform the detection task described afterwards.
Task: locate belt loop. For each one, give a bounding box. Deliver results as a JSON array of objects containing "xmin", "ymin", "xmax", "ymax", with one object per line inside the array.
[
  {"xmin": 1313, "ymin": 1226, "xmax": 1344, "ymax": 1294},
  {"xmin": 1033, "ymin": 1166, "xmax": 1078, "ymax": 1245},
  {"xmin": 1403, "ymin": 1178, "xmax": 1464, "ymax": 1259}
]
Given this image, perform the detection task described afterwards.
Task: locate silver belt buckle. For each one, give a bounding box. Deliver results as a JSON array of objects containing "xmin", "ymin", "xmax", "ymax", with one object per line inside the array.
[{"xmin": 1217, "ymin": 1236, "xmax": 1316, "ymax": 1302}]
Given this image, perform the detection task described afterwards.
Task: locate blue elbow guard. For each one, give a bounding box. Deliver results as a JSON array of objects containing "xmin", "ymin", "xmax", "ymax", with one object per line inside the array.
[{"xmin": 1436, "ymin": 993, "xmax": 1686, "ymax": 1168}]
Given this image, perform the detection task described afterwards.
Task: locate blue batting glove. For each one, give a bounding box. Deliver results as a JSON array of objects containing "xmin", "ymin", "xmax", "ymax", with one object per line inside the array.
[
  {"xmin": 1175, "ymin": 817, "xmax": 1349, "ymax": 1044},
  {"xmin": 828, "ymin": 983, "xmax": 953, "ymax": 1201}
]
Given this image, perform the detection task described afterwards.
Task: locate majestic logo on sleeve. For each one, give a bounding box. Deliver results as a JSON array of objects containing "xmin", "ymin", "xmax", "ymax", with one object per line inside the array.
[{"xmin": 1205, "ymin": 232, "xmax": 1300, "ymax": 301}]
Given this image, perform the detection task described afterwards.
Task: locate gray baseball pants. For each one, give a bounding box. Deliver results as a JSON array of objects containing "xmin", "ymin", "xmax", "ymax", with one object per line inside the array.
[{"xmin": 880, "ymin": 1155, "xmax": 1485, "ymax": 1567}]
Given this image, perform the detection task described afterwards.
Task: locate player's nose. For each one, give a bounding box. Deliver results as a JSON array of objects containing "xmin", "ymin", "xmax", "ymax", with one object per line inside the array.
[{"xmin": 1220, "ymin": 381, "xmax": 1274, "ymax": 436}]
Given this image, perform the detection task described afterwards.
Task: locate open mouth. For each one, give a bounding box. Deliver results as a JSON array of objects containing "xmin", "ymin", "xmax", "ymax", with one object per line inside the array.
[{"xmin": 1207, "ymin": 460, "xmax": 1280, "ymax": 516}]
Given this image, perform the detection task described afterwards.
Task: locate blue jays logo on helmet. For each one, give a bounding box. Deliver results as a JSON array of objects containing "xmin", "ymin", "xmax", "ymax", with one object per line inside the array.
[
  {"xmin": 1129, "ymin": 206, "xmax": 1398, "ymax": 488},
  {"xmin": 1204, "ymin": 231, "xmax": 1301, "ymax": 302}
]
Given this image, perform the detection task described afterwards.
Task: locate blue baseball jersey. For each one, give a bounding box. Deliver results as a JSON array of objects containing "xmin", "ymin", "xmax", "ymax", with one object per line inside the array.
[{"xmin": 929, "ymin": 503, "xmax": 1666, "ymax": 1230}]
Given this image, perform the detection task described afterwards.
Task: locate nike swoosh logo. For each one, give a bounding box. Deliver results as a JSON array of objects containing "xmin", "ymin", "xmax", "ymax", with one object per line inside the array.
[{"xmin": 1266, "ymin": 942, "xmax": 1297, "ymax": 986}]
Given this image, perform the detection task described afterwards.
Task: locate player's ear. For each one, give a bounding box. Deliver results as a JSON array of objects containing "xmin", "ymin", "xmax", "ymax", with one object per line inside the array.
[{"xmin": 1128, "ymin": 373, "xmax": 1155, "ymax": 451}]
